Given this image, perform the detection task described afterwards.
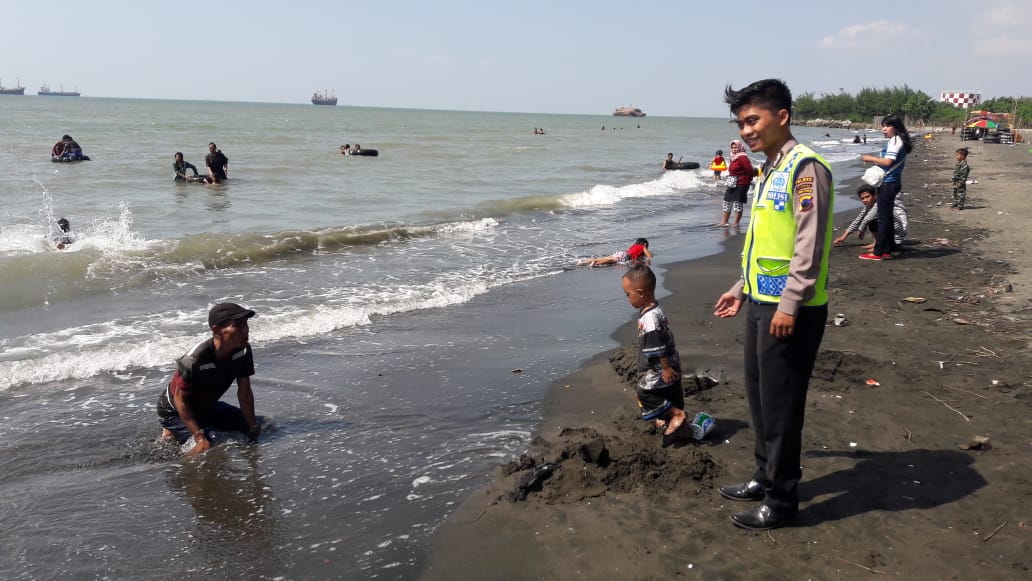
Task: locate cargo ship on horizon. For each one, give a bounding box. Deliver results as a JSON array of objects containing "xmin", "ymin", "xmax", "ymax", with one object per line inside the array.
[
  {"xmin": 312, "ymin": 90, "xmax": 337, "ymax": 106},
  {"xmin": 39, "ymin": 83, "xmax": 80, "ymax": 97},
  {"xmin": 0, "ymin": 77, "xmax": 25, "ymax": 95}
]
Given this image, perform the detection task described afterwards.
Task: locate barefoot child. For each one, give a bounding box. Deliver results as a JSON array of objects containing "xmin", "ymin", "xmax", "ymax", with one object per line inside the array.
[
  {"xmin": 951, "ymin": 147, "xmax": 970, "ymax": 210},
  {"xmin": 586, "ymin": 238, "xmax": 653, "ymax": 267},
  {"xmin": 621, "ymin": 264, "xmax": 688, "ymax": 445}
]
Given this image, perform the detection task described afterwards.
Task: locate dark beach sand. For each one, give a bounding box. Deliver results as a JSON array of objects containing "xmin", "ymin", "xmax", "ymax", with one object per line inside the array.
[{"xmin": 420, "ymin": 134, "xmax": 1032, "ymax": 580}]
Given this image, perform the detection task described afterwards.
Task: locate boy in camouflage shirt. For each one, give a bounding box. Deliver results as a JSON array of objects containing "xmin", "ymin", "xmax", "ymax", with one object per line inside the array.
[{"xmin": 951, "ymin": 148, "xmax": 970, "ymax": 210}]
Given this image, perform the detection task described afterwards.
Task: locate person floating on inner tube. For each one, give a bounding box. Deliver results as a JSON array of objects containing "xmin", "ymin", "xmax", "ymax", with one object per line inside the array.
[
  {"xmin": 663, "ymin": 153, "xmax": 676, "ymax": 171},
  {"xmin": 51, "ymin": 135, "xmax": 88, "ymax": 161},
  {"xmin": 353, "ymin": 144, "xmax": 363, "ymax": 155},
  {"xmin": 340, "ymin": 144, "xmax": 351, "ymax": 155},
  {"xmin": 709, "ymin": 149, "xmax": 727, "ymax": 182}
]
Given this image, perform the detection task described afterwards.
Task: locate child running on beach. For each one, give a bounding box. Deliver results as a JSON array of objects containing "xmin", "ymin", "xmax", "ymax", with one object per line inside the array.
[
  {"xmin": 951, "ymin": 148, "xmax": 970, "ymax": 210},
  {"xmin": 621, "ymin": 264, "xmax": 688, "ymax": 446},
  {"xmin": 585, "ymin": 238, "xmax": 653, "ymax": 267}
]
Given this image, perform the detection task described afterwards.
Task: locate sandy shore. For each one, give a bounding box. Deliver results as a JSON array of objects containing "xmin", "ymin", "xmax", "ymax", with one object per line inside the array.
[{"xmin": 420, "ymin": 135, "xmax": 1032, "ymax": 580}]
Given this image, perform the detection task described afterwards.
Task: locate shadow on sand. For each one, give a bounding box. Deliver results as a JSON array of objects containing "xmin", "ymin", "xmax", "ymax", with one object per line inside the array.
[{"xmin": 796, "ymin": 448, "xmax": 986, "ymax": 526}]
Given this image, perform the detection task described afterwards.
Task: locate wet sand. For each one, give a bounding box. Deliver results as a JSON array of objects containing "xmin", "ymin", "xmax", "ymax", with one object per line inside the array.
[{"xmin": 420, "ymin": 134, "xmax": 1032, "ymax": 579}]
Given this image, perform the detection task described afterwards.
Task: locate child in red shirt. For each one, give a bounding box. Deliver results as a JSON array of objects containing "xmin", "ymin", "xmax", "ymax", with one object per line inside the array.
[
  {"xmin": 586, "ymin": 238, "xmax": 653, "ymax": 267},
  {"xmin": 709, "ymin": 149, "xmax": 727, "ymax": 182}
]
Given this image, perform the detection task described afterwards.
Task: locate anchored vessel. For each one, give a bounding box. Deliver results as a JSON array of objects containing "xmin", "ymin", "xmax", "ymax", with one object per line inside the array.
[
  {"xmin": 0, "ymin": 77, "xmax": 25, "ymax": 95},
  {"xmin": 312, "ymin": 90, "xmax": 338, "ymax": 106},
  {"xmin": 613, "ymin": 105, "xmax": 646, "ymax": 117},
  {"xmin": 39, "ymin": 84, "xmax": 80, "ymax": 97}
]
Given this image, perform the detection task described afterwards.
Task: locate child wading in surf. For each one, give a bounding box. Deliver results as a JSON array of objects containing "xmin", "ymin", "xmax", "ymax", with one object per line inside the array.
[{"xmin": 586, "ymin": 238, "xmax": 653, "ymax": 267}]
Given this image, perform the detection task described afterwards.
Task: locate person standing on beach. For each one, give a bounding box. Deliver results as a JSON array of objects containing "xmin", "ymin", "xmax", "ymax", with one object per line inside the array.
[
  {"xmin": 717, "ymin": 139, "xmax": 754, "ymax": 227},
  {"xmin": 859, "ymin": 115, "xmax": 912, "ymax": 260},
  {"xmin": 156, "ymin": 303, "xmax": 261, "ymax": 455},
  {"xmin": 713, "ymin": 78, "xmax": 834, "ymax": 531},
  {"xmin": 951, "ymin": 147, "xmax": 970, "ymax": 210},
  {"xmin": 205, "ymin": 142, "xmax": 229, "ymax": 183},
  {"xmin": 622, "ymin": 264, "xmax": 688, "ymax": 445}
]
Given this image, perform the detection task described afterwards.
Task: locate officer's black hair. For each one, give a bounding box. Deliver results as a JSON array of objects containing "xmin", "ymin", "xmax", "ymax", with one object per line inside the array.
[{"xmin": 724, "ymin": 79, "xmax": 793, "ymax": 122}]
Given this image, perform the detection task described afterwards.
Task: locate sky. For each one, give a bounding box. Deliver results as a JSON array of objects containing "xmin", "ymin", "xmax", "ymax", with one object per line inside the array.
[{"xmin": 2, "ymin": 0, "xmax": 1030, "ymax": 116}]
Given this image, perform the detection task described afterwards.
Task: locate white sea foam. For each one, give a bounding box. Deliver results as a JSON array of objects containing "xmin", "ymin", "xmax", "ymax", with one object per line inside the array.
[
  {"xmin": 558, "ymin": 175, "xmax": 695, "ymax": 209},
  {"xmin": 432, "ymin": 217, "xmax": 498, "ymax": 234},
  {"xmin": 0, "ymin": 266, "xmax": 561, "ymax": 391},
  {"xmin": 0, "ymin": 201, "xmax": 157, "ymax": 257}
]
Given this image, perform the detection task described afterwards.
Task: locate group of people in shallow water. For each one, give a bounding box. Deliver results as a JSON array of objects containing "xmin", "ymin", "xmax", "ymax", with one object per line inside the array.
[
  {"xmin": 45, "ymin": 137, "xmax": 230, "ymax": 251},
  {"xmin": 173, "ymin": 142, "xmax": 229, "ymax": 184},
  {"xmin": 49, "ymin": 134, "xmax": 228, "ymax": 183}
]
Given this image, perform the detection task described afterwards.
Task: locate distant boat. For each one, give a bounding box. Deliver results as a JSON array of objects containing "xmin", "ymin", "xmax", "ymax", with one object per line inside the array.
[
  {"xmin": 613, "ymin": 105, "xmax": 646, "ymax": 117},
  {"xmin": 0, "ymin": 77, "xmax": 25, "ymax": 95},
  {"xmin": 39, "ymin": 84, "xmax": 80, "ymax": 97},
  {"xmin": 312, "ymin": 90, "xmax": 337, "ymax": 106}
]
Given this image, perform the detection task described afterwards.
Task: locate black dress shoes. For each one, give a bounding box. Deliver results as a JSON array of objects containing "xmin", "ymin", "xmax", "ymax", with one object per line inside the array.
[
  {"xmin": 718, "ymin": 480, "xmax": 765, "ymax": 502},
  {"xmin": 731, "ymin": 504, "xmax": 796, "ymax": 531}
]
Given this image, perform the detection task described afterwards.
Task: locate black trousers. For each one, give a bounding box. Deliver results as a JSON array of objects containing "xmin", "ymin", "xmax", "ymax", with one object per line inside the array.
[
  {"xmin": 743, "ymin": 301, "xmax": 827, "ymax": 513},
  {"xmin": 873, "ymin": 180, "xmax": 901, "ymax": 256}
]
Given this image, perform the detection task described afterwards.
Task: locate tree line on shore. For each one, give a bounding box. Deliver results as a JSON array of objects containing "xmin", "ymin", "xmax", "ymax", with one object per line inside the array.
[{"xmin": 794, "ymin": 85, "xmax": 1031, "ymax": 128}]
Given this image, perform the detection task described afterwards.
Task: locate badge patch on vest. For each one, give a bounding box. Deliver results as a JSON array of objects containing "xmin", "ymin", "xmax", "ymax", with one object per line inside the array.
[
  {"xmin": 798, "ymin": 194, "xmax": 814, "ymax": 212},
  {"xmin": 795, "ymin": 176, "xmax": 815, "ymax": 212},
  {"xmin": 765, "ymin": 172, "xmax": 790, "ymax": 211}
]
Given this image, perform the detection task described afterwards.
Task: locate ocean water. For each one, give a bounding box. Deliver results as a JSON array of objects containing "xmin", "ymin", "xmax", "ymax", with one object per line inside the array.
[{"xmin": 0, "ymin": 96, "xmax": 867, "ymax": 579}]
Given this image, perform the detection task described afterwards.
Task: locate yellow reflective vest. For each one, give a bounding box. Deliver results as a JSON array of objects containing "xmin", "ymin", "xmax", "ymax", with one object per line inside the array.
[{"xmin": 741, "ymin": 143, "xmax": 833, "ymax": 306}]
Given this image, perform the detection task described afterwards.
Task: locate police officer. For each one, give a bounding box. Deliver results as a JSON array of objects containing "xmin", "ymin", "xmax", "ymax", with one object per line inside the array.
[{"xmin": 713, "ymin": 79, "xmax": 834, "ymax": 530}]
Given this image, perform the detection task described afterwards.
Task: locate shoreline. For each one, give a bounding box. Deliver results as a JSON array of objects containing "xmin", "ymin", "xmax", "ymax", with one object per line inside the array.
[{"xmin": 420, "ymin": 135, "xmax": 1032, "ymax": 579}]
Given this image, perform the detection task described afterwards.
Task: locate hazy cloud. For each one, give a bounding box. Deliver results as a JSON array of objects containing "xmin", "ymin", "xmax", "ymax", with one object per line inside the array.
[
  {"xmin": 971, "ymin": 3, "xmax": 1032, "ymax": 56},
  {"xmin": 973, "ymin": 35, "xmax": 1032, "ymax": 57},
  {"xmin": 817, "ymin": 20, "xmax": 926, "ymax": 50}
]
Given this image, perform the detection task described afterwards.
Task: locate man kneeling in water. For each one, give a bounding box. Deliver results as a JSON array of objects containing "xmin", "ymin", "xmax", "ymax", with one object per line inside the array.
[{"xmin": 156, "ymin": 303, "xmax": 261, "ymax": 455}]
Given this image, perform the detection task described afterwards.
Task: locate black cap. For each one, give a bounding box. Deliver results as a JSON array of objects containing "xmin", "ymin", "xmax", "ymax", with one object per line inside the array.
[{"xmin": 208, "ymin": 303, "xmax": 255, "ymax": 327}]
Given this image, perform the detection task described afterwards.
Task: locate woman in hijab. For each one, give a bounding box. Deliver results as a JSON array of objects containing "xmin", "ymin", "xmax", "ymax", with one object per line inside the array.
[{"xmin": 718, "ymin": 139, "xmax": 755, "ymax": 227}]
